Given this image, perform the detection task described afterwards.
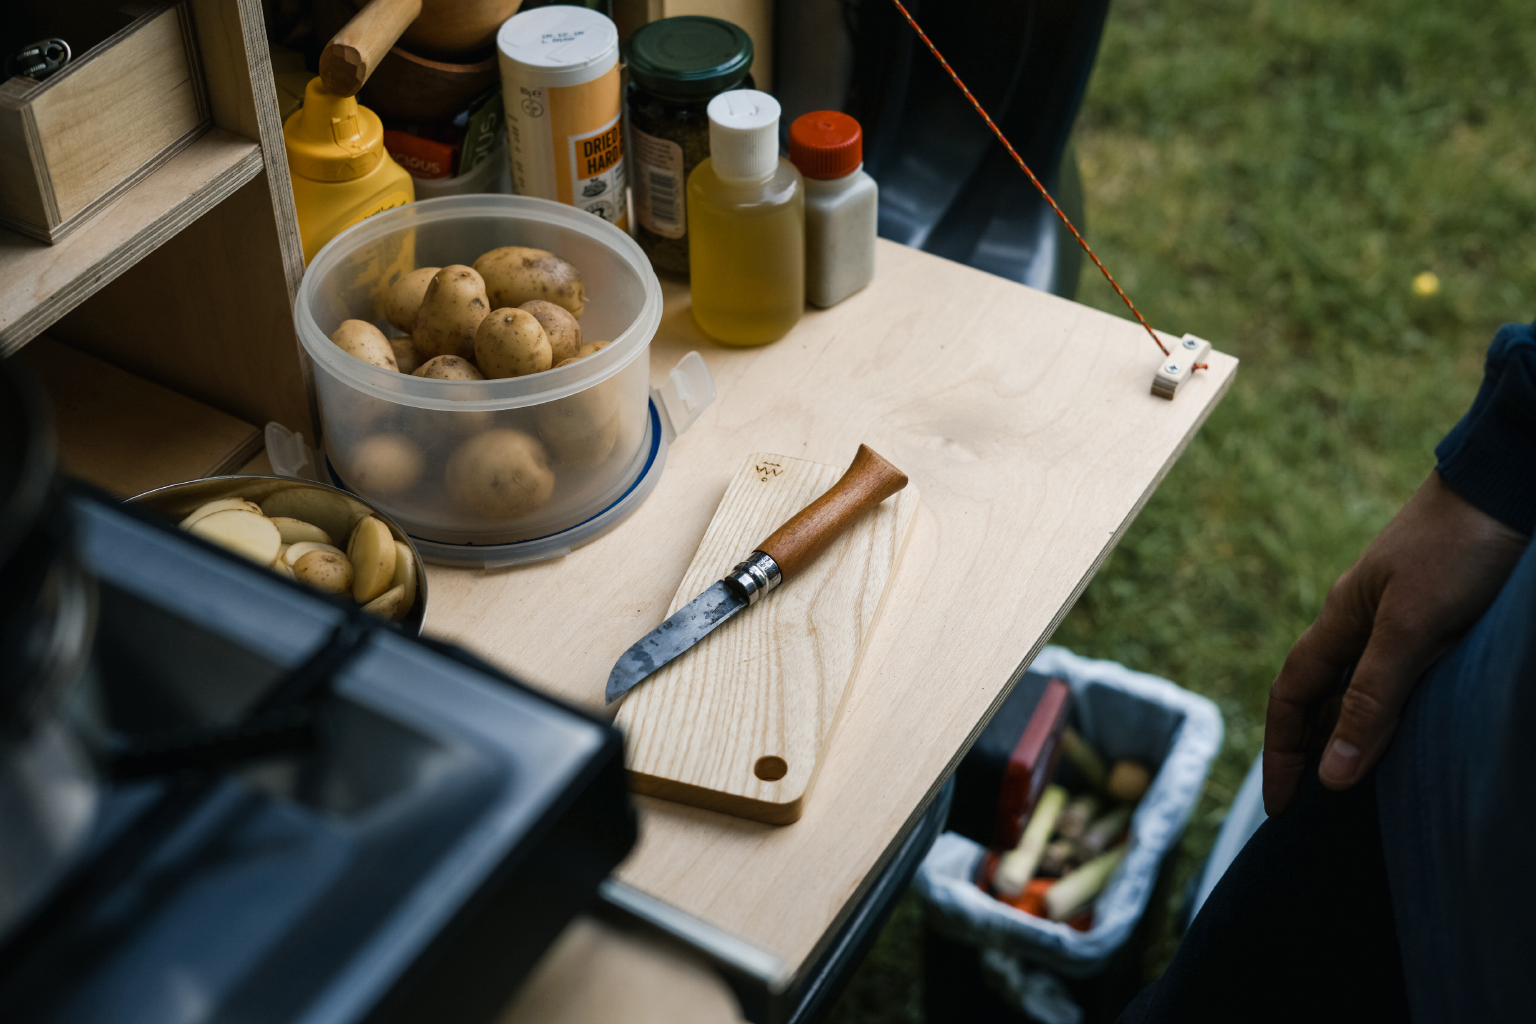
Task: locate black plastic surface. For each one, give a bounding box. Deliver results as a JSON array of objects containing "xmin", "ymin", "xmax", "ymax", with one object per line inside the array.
[{"xmin": 0, "ymin": 492, "xmax": 636, "ymax": 1024}]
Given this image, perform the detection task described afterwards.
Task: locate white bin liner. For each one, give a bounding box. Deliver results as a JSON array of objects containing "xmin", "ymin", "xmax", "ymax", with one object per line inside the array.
[{"xmin": 914, "ymin": 646, "xmax": 1223, "ymax": 978}]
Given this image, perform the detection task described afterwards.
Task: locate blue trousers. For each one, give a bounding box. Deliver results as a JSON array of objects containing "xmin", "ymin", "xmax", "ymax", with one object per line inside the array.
[
  {"xmin": 1378, "ymin": 534, "xmax": 1536, "ymax": 1021},
  {"xmin": 1123, "ymin": 536, "xmax": 1535, "ymax": 1022}
]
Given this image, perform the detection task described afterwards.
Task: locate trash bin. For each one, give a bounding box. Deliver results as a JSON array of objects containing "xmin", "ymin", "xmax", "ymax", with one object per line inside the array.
[{"xmin": 914, "ymin": 646, "xmax": 1222, "ymax": 981}]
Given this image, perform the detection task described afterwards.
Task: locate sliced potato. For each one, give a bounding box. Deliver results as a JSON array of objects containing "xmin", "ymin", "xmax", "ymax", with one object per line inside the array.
[
  {"xmin": 349, "ymin": 516, "xmax": 397, "ymax": 603},
  {"xmin": 284, "ymin": 540, "xmax": 346, "ymax": 567},
  {"xmin": 293, "ymin": 549, "xmax": 354, "ymax": 596},
  {"xmin": 390, "ymin": 540, "xmax": 417, "ymax": 618},
  {"xmin": 189, "ymin": 509, "xmax": 281, "ymax": 565},
  {"xmin": 271, "ymin": 517, "xmax": 332, "ymax": 545},
  {"xmin": 270, "ymin": 558, "xmax": 295, "ymax": 580},
  {"xmin": 179, "ymin": 497, "xmax": 261, "ymax": 530},
  {"xmin": 361, "ymin": 584, "xmax": 406, "ymax": 619},
  {"xmin": 260, "ymin": 487, "xmax": 370, "ymax": 549}
]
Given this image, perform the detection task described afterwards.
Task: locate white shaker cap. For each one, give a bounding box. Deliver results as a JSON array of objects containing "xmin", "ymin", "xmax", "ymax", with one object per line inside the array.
[{"xmin": 707, "ymin": 90, "xmax": 781, "ymax": 181}]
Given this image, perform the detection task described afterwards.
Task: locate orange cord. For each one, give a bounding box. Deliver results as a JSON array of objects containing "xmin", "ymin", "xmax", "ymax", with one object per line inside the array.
[{"xmin": 887, "ymin": 0, "xmax": 1170, "ymax": 358}]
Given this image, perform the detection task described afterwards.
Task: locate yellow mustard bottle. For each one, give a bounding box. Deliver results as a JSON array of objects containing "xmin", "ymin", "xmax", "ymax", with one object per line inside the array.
[
  {"xmin": 284, "ymin": 78, "xmax": 414, "ymax": 264},
  {"xmin": 687, "ymin": 90, "xmax": 804, "ymax": 346}
]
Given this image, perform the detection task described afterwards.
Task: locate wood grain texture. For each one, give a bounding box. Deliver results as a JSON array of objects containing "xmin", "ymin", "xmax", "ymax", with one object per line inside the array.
[
  {"xmin": 189, "ymin": 0, "xmax": 308, "ymax": 295},
  {"xmin": 0, "ymin": 130, "xmax": 262, "ymax": 353},
  {"xmin": 617, "ymin": 451, "xmax": 919, "ymax": 824},
  {"xmin": 759, "ymin": 444, "xmax": 909, "ymax": 580},
  {"xmin": 0, "ymin": 4, "xmax": 210, "ymax": 242},
  {"xmin": 420, "ymin": 239, "xmax": 1237, "ymax": 977},
  {"xmin": 497, "ymin": 917, "xmax": 744, "ymax": 1024},
  {"xmin": 53, "ymin": 172, "xmax": 315, "ymax": 442},
  {"xmin": 23, "ymin": 336, "xmax": 262, "ymax": 496},
  {"xmin": 321, "ymin": 0, "xmax": 423, "ymax": 96}
]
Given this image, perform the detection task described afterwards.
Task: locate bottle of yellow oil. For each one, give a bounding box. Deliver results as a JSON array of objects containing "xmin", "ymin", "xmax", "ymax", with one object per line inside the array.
[
  {"xmin": 687, "ymin": 90, "xmax": 804, "ymax": 346},
  {"xmin": 284, "ymin": 78, "xmax": 414, "ymax": 264}
]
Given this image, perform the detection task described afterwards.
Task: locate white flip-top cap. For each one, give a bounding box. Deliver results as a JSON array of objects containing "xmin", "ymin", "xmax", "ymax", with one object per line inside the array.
[{"xmin": 707, "ymin": 90, "xmax": 781, "ymax": 181}]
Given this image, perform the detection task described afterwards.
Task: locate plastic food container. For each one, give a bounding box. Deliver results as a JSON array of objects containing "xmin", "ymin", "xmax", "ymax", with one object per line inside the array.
[{"xmin": 294, "ymin": 195, "xmax": 712, "ymax": 567}]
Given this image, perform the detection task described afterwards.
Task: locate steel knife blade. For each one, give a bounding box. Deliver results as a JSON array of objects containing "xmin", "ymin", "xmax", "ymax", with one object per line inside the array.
[
  {"xmin": 603, "ymin": 445, "xmax": 910, "ymax": 705},
  {"xmin": 605, "ymin": 580, "xmax": 745, "ymax": 704}
]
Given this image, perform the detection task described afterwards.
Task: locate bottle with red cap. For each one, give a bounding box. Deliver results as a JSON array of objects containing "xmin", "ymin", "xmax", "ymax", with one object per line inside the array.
[{"xmin": 789, "ymin": 110, "xmax": 879, "ymax": 308}]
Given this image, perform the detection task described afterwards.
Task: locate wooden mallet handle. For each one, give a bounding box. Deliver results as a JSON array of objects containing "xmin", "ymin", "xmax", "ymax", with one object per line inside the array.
[
  {"xmin": 758, "ymin": 445, "xmax": 909, "ymax": 580},
  {"xmin": 319, "ymin": 0, "xmax": 422, "ymax": 97}
]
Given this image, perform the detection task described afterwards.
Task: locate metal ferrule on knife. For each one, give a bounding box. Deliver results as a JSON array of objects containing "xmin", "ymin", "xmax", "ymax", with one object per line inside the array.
[{"xmin": 724, "ymin": 551, "xmax": 782, "ymax": 606}]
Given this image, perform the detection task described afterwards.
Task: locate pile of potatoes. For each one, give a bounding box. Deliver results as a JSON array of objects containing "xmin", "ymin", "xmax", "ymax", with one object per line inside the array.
[
  {"xmin": 179, "ymin": 494, "xmax": 418, "ymax": 621},
  {"xmin": 330, "ymin": 247, "xmax": 609, "ymax": 382},
  {"xmin": 323, "ymin": 246, "xmax": 624, "ymax": 523}
]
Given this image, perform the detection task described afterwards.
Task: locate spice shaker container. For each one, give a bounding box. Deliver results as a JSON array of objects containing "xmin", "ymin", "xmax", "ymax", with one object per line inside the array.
[
  {"xmin": 789, "ymin": 111, "xmax": 878, "ymax": 308},
  {"xmin": 625, "ymin": 16, "xmax": 755, "ymax": 276},
  {"xmin": 687, "ymin": 90, "xmax": 804, "ymax": 347},
  {"xmin": 498, "ymin": 6, "xmax": 627, "ymax": 229}
]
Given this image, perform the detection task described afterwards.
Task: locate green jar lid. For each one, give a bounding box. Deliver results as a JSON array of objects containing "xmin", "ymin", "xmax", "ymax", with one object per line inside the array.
[{"xmin": 625, "ymin": 16, "xmax": 753, "ymax": 102}]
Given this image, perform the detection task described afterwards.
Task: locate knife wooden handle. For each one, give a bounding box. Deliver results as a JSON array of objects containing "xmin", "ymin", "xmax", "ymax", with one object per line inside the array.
[
  {"xmin": 319, "ymin": 0, "xmax": 422, "ymax": 97},
  {"xmin": 757, "ymin": 445, "xmax": 908, "ymax": 580}
]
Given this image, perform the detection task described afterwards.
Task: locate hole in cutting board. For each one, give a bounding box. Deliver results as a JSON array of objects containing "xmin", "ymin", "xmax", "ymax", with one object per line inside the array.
[{"xmin": 754, "ymin": 756, "xmax": 787, "ymax": 782}]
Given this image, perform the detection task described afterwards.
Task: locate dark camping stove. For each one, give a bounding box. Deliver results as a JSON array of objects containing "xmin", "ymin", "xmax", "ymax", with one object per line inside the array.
[{"xmin": 0, "ymin": 488, "xmax": 635, "ymax": 1024}]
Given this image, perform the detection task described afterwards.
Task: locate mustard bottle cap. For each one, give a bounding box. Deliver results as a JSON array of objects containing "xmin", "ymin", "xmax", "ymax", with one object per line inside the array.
[{"xmin": 284, "ymin": 77, "xmax": 386, "ymax": 182}]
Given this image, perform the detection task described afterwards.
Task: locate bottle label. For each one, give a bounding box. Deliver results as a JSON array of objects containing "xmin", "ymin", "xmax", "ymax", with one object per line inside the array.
[
  {"xmin": 631, "ymin": 127, "xmax": 686, "ymax": 239},
  {"xmin": 507, "ymin": 64, "xmax": 628, "ymax": 230}
]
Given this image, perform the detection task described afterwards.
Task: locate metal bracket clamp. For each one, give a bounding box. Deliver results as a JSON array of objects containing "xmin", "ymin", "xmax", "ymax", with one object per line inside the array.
[{"xmin": 1151, "ymin": 334, "xmax": 1211, "ymax": 400}]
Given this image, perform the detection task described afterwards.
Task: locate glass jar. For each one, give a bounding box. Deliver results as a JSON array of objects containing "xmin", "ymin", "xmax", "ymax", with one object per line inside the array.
[{"xmin": 624, "ymin": 16, "xmax": 754, "ymax": 276}]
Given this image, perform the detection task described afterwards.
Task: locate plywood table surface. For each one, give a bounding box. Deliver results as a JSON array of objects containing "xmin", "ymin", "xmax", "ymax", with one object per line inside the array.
[{"xmin": 423, "ymin": 239, "xmax": 1236, "ymax": 983}]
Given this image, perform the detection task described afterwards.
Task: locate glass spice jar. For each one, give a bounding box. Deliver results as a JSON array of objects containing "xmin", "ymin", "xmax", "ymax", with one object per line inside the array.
[{"xmin": 624, "ymin": 16, "xmax": 754, "ymax": 276}]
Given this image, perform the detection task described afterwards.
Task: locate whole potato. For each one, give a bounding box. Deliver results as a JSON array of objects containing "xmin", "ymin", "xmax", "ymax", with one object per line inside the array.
[
  {"xmin": 475, "ymin": 307, "xmax": 552, "ymax": 378},
  {"xmin": 446, "ymin": 430, "xmax": 555, "ymax": 518},
  {"xmin": 473, "ymin": 247, "xmax": 586, "ymax": 318},
  {"xmin": 381, "ymin": 266, "xmax": 441, "ymax": 333},
  {"xmin": 519, "ymin": 300, "xmax": 581, "ymax": 363},
  {"xmin": 412, "ymin": 355, "xmax": 486, "ymax": 380},
  {"xmin": 414, "ymin": 265, "xmax": 490, "ymax": 361},
  {"xmin": 347, "ymin": 434, "xmax": 423, "ymax": 494},
  {"xmin": 389, "ymin": 335, "xmax": 421, "ymax": 375},
  {"xmin": 575, "ymin": 340, "xmax": 611, "ymax": 359},
  {"xmin": 293, "ymin": 549, "xmax": 354, "ymax": 596},
  {"xmin": 330, "ymin": 320, "xmax": 399, "ymax": 371},
  {"xmin": 536, "ymin": 382, "xmax": 620, "ymax": 468}
]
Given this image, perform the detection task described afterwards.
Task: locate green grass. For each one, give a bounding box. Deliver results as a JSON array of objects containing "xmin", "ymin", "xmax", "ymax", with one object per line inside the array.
[{"xmin": 829, "ymin": 1, "xmax": 1536, "ymax": 1019}]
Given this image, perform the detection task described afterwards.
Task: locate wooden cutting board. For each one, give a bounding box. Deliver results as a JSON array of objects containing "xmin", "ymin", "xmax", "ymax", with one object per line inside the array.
[{"xmin": 616, "ymin": 452, "xmax": 920, "ymax": 824}]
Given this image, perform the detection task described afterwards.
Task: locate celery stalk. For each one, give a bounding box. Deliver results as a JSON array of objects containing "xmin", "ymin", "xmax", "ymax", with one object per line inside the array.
[
  {"xmin": 1045, "ymin": 842, "xmax": 1128, "ymax": 922},
  {"xmin": 994, "ymin": 784, "xmax": 1068, "ymax": 897}
]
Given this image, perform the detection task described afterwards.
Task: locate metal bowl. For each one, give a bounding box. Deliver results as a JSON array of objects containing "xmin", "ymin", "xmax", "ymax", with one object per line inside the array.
[{"xmin": 129, "ymin": 476, "xmax": 429, "ymax": 636}]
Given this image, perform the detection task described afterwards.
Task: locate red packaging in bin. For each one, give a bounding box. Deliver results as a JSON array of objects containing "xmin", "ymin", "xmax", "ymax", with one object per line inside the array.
[{"xmin": 947, "ymin": 672, "xmax": 1073, "ymax": 850}]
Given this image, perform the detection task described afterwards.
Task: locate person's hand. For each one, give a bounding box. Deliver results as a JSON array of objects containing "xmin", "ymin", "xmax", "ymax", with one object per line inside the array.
[{"xmin": 1263, "ymin": 471, "xmax": 1528, "ymax": 815}]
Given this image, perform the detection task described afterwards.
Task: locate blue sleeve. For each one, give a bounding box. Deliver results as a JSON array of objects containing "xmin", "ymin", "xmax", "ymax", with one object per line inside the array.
[{"xmin": 1435, "ymin": 322, "xmax": 1536, "ymax": 536}]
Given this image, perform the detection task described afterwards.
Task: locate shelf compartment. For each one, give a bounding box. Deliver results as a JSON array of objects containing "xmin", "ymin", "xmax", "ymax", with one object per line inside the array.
[{"xmin": 0, "ymin": 128, "xmax": 262, "ymax": 355}]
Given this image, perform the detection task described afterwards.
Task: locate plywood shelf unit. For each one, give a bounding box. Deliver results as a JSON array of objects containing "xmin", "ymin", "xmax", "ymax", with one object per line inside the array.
[
  {"xmin": 0, "ymin": 131, "xmax": 263, "ymax": 354},
  {"xmin": 1, "ymin": 0, "xmax": 313, "ymax": 442}
]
